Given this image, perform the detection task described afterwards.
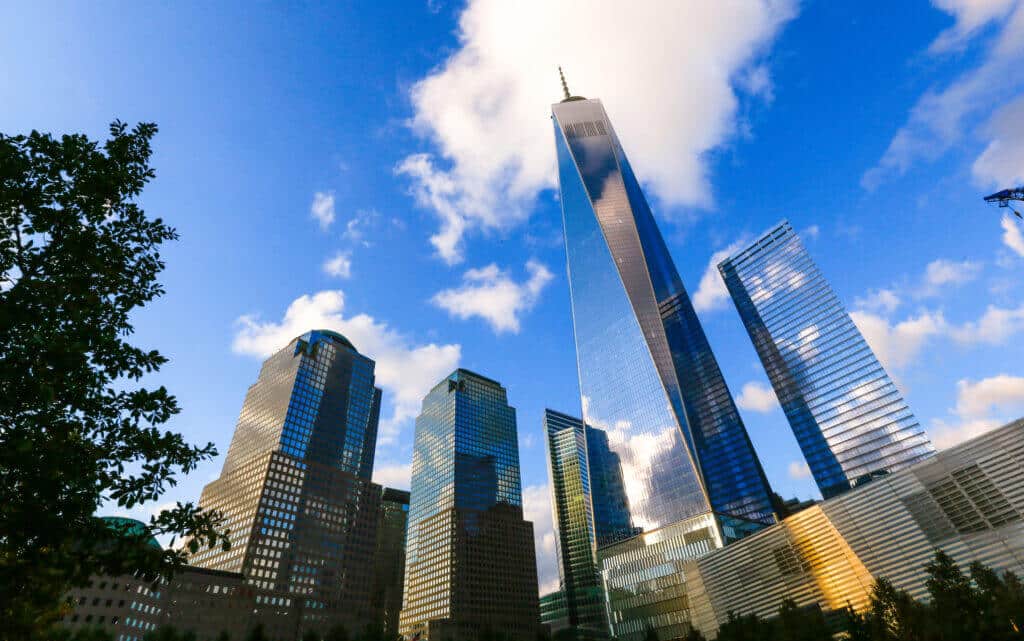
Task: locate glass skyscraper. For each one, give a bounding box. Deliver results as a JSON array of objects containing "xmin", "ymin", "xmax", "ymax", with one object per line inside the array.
[
  {"xmin": 190, "ymin": 329, "xmax": 383, "ymax": 638},
  {"xmin": 399, "ymin": 370, "xmax": 539, "ymax": 641},
  {"xmin": 544, "ymin": 409, "xmax": 609, "ymax": 641},
  {"xmin": 718, "ymin": 220, "xmax": 935, "ymax": 498},
  {"xmin": 552, "ymin": 82, "xmax": 775, "ymax": 641},
  {"xmin": 553, "ymin": 88, "xmax": 775, "ymax": 531}
]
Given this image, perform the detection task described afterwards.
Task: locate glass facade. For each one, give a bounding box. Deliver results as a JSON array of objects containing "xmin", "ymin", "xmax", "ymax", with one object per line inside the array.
[
  {"xmin": 373, "ymin": 487, "xmax": 410, "ymax": 639},
  {"xmin": 718, "ymin": 221, "xmax": 935, "ymax": 498},
  {"xmin": 544, "ymin": 410, "xmax": 609, "ymax": 640},
  {"xmin": 553, "ymin": 96, "xmax": 776, "ymax": 530},
  {"xmin": 191, "ymin": 329, "xmax": 383, "ymax": 638},
  {"xmin": 400, "ymin": 370, "xmax": 539, "ymax": 641}
]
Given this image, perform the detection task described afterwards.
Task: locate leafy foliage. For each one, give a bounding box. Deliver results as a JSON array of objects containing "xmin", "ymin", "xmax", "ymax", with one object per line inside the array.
[{"xmin": 0, "ymin": 122, "xmax": 228, "ymax": 640}]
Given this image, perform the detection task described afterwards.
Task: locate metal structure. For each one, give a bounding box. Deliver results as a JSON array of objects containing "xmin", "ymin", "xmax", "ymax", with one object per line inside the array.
[{"xmin": 984, "ymin": 187, "xmax": 1024, "ymax": 218}]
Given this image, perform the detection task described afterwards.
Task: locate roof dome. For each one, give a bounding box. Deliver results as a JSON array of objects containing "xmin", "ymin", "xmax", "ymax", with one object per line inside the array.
[{"xmin": 101, "ymin": 516, "xmax": 162, "ymax": 549}]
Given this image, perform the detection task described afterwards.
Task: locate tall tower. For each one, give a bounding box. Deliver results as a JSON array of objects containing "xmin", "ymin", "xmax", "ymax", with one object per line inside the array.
[
  {"xmin": 544, "ymin": 410, "xmax": 609, "ymax": 641},
  {"xmin": 552, "ymin": 76, "xmax": 776, "ymax": 641},
  {"xmin": 399, "ymin": 370, "xmax": 540, "ymax": 641},
  {"xmin": 718, "ymin": 220, "xmax": 935, "ymax": 498},
  {"xmin": 191, "ymin": 330, "xmax": 383, "ymax": 638},
  {"xmin": 552, "ymin": 80, "xmax": 776, "ymax": 531}
]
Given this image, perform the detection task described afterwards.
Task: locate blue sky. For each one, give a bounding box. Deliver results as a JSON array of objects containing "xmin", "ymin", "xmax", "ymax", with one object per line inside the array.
[{"xmin": 4, "ymin": 1, "xmax": 1024, "ymax": 593}]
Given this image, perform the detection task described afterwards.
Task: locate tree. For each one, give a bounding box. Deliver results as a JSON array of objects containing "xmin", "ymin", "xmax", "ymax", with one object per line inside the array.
[
  {"xmin": 302, "ymin": 630, "xmax": 322, "ymax": 641},
  {"xmin": 643, "ymin": 626, "xmax": 659, "ymax": 641},
  {"xmin": 323, "ymin": 624, "xmax": 349, "ymax": 641},
  {"xmin": 681, "ymin": 626, "xmax": 707, "ymax": 641},
  {"xmin": 772, "ymin": 599, "xmax": 831, "ymax": 641},
  {"xmin": 0, "ymin": 122, "xmax": 228, "ymax": 640},
  {"xmin": 714, "ymin": 611, "xmax": 771, "ymax": 641}
]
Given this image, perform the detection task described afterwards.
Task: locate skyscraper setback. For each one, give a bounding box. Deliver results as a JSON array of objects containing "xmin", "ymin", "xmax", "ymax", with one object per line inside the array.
[
  {"xmin": 190, "ymin": 330, "xmax": 383, "ymax": 638},
  {"xmin": 718, "ymin": 220, "xmax": 935, "ymax": 497},
  {"xmin": 399, "ymin": 370, "xmax": 540, "ymax": 641},
  {"xmin": 552, "ymin": 77, "xmax": 775, "ymax": 641}
]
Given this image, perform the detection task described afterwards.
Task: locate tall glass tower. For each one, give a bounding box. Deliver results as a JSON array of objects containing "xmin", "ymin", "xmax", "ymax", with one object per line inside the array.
[
  {"xmin": 544, "ymin": 410, "xmax": 609, "ymax": 641},
  {"xmin": 399, "ymin": 370, "xmax": 539, "ymax": 641},
  {"xmin": 191, "ymin": 330, "xmax": 383, "ymax": 638},
  {"xmin": 718, "ymin": 220, "xmax": 935, "ymax": 498},
  {"xmin": 552, "ymin": 83, "xmax": 776, "ymax": 530}
]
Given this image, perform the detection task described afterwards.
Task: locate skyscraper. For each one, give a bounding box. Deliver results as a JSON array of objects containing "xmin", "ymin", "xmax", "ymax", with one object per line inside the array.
[
  {"xmin": 399, "ymin": 370, "xmax": 540, "ymax": 641},
  {"xmin": 718, "ymin": 220, "xmax": 935, "ymax": 498},
  {"xmin": 552, "ymin": 75, "xmax": 776, "ymax": 641},
  {"xmin": 372, "ymin": 487, "xmax": 410, "ymax": 639},
  {"xmin": 553, "ymin": 79, "xmax": 775, "ymax": 532},
  {"xmin": 190, "ymin": 330, "xmax": 383, "ymax": 638},
  {"xmin": 544, "ymin": 410, "xmax": 608, "ymax": 641}
]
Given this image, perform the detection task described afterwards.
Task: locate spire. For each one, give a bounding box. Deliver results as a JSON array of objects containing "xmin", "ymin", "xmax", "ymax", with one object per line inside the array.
[
  {"xmin": 559, "ymin": 66, "xmax": 571, "ymax": 101},
  {"xmin": 557, "ymin": 66, "xmax": 586, "ymax": 102}
]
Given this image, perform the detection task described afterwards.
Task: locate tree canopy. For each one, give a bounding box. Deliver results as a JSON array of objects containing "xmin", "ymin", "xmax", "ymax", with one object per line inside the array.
[{"xmin": 0, "ymin": 121, "xmax": 228, "ymax": 640}]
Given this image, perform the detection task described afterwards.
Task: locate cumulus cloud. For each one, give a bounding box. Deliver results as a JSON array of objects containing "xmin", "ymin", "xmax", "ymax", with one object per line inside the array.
[
  {"xmin": 399, "ymin": 0, "xmax": 797, "ymax": 262},
  {"xmin": 850, "ymin": 310, "xmax": 946, "ymax": 370},
  {"xmin": 523, "ymin": 483, "xmax": 559, "ymax": 595},
  {"xmin": 854, "ymin": 288, "xmax": 902, "ymax": 314},
  {"xmin": 694, "ymin": 240, "xmax": 748, "ymax": 312},
  {"xmin": 1002, "ymin": 214, "xmax": 1024, "ymax": 257},
  {"xmin": 323, "ymin": 252, "xmax": 352, "ymax": 279},
  {"xmin": 373, "ymin": 462, "xmax": 412, "ymax": 490},
  {"xmin": 736, "ymin": 381, "xmax": 779, "ymax": 413},
  {"xmin": 918, "ymin": 258, "xmax": 982, "ymax": 296},
  {"xmin": 972, "ymin": 96, "xmax": 1024, "ymax": 186},
  {"xmin": 232, "ymin": 290, "xmax": 461, "ymax": 443},
  {"xmin": 431, "ymin": 260, "xmax": 553, "ymax": 334},
  {"xmin": 930, "ymin": 374, "xmax": 1024, "ymax": 448},
  {"xmin": 788, "ymin": 461, "xmax": 812, "ymax": 480},
  {"xmin": 311, "ymin": 191, "xmax": 336, "ymax": 230},
  {"xmin": 948, "ymin": 303, "xmax": 1024, "ymax": 344},
  {"xmin": 862, "ymin": 1, "xmax": 1024, "ymax": 190}
]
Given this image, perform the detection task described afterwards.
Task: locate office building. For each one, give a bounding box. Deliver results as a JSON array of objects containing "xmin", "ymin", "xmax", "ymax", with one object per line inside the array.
[
  {"xmin": 684, "ymin": 418, "xmax": 1024, "ymax": 636},
  {"xmin": 539, "ymin": 590, "xmax": 570, "ymax": 635},
  {"xmin": 373, "ymin": 487, "xmax": 410, "ymax": 639},
  {"xmin": 60, "ymin": 517, "xmax": 254, "ymax": 641},
  {"xmin": 552, "ymin": 76, "xmax": 775, "ymax": 640},
  {"xmin": 544, "ymin": 410, "xmax": 609, "ymax": 640},
  {"xmin": 399, "ymin": 370, "xmax": 540, "ymax": 641},
  {"xmin": 190, "ymin": 329, "xmax": 384, "ymax": 638},
  {"xmin": 718, "ymin": 221, "xmax": 935, "ymax": 498}
]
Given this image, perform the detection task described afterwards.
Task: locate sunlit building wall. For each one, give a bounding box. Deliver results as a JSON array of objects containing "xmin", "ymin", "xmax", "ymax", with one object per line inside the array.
[
  {"xmin": 399, "ymin": 370, "xmax": 539, "ymax": 641},
  {"xmin": 685, "ymin": 419, "xmax": 1024, "ymax": 636},
  {"xmin": 718, "ymin": 221, "xmax": 935, "ymax": 497}
]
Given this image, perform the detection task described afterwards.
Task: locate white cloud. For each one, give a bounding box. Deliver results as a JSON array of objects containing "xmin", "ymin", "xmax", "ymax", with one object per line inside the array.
[
  {"xmin": 929, "ymin": 0, "xmax": 1018, "ymax": 52},
  {"xmin": 232, "ymin": 290, "xmax": 461, "ymax": 443},
  {"xmin": 930, "ymin": 374, "xmax": 1024, "ymax": 448},
  {"xmin": 787, "ymin": 460, "xmax": 812, "ymax": 480},
  {"xmin": 431, "ymin": 260, "xmax": 553, "ymax": 334},
  {"xmin": 736, "ymin": 381, "xmax": 779, "ymax": 413},
  {"xmin": 973, "ymin": 96, "xmax": 1024, "ymax": 186},
  {"xmin": 523, "ymin": 483, "xmax": 559, "ymax": 595},
  {"xmin": 1001, "ymin": 214, "xmax": 1024, "ymax": 257},
  {"xmin": 322, "ymin": 252, "xmax": 352, "ymax": 279},
  {"xmin": 399, "ymin": 0, "xmax": 797, "ymax": 262},
  {"xmin": 372, "ymin": 462, "xmax": 412, "ymax": 490},
  {"xmin": 311, "ymin": 191, "xmax": 336, "ymax": 230},
  {"xmin": 803, "ymin": 224, "xmax": 821, "ymax": 240},
  {"xmin": 854, "ymin": 288, "xmax": 902, "ymax": 314},
  {"xmin": 948, "ymin": 303, "xmax": 1024, "ymax": 344},
  {"xmin": 925, "ymin": 258, "xmax": 978, "ymax": 290},
  {"xmin": 850, "ymin": 310, "xmax": 946, "ymax": 370},
  {"xmin": 343, "ymin": 208, "xmax": 381, "ymax": 246},
  {"xmin": 862, "ymin": 1, "xmax": 1024, "ymax": 189},
  {"xmin": 694, "ymin": 240, "xmax": 748, "ymax": 312}
]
